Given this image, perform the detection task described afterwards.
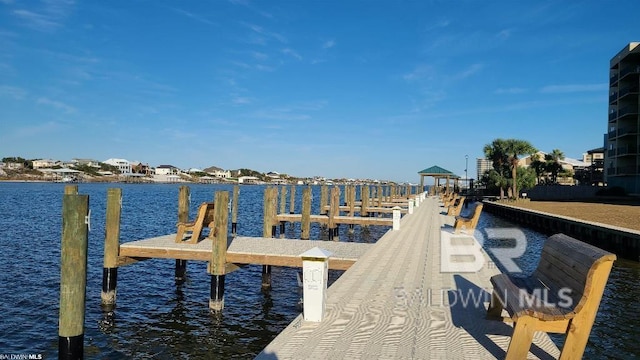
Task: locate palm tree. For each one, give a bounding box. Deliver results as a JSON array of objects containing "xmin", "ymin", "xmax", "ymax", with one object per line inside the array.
[
  {"xmin": 529, "ymin": 153, "xmax": 547, "ymax": 184},
  {"xmin": 483, "ymin": 139, "xmax": 509, "ymax": 198},
  {"xmin": 545, "ymin": 149, "xmax": 565, "ymax": 184},
  {"xmin": 503, "ymin": 139, "xmax": 537, "ymax": 198}
]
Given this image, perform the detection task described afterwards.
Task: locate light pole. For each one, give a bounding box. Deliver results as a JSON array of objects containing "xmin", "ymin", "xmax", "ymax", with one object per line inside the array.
[{"xmin": 464, "ymin": 155, "xmax": 468, "ymax": 192}]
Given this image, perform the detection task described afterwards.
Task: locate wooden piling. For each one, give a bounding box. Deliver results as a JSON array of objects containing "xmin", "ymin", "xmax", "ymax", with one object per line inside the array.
[
  {"xmin": 289, "ymin": 185, "xmax": 296, "ymax": 214},
  {"xmin": 279, "ymin": 186, "xmax": 287, "ymax": 238},
  {"xmin": 328, "ymin": 187, "xmax": 340, "ymax": 241},
  {"xmin": 176, "ymin": 186, "xmax": 189, "ymax": 282},
  {"xmin": 231, "ymin": 185, "xmax": 239, "ymax": 236},
  {"xmin": 64, "ymin": 184, "xmax": 78, "ymax": 195},
  {"xmin": 59, "ymin": 193, "xmax": 89, "ymax": 360},
  {"xmin": 361, "ymin": 185, "xmax": 370, "ymax": 218},
  {"xmin": 280, "ymin": 185, "xmax": 287, "ymax": 214},
  {"xmin": 209, "ymin": 191, "xmax": 229, "ymax": 312},
  {"xmin": 301, "ymin": 187, "xmax": 311, "ymax": 240},
  {"xmin": 262, "ymin": 187, "xmax": 277, "ymax": 288},
  {"xmin": 349, "ymin": 185, "xmax": 356, "ymax": 216},
  {"xmin": 320, "ymin": 185, "xmax": 328, "ymax": 215},
  {"xmin": 101, "ymin": 188, "xmax": 121, "ymax": 310}
]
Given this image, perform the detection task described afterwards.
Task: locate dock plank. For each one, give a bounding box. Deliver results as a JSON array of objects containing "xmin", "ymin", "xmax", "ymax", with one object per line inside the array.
[
  {"xmin": 119, "ymin": 235, "xmax": 373, "ymax": 271},
  {"xmin": 256, "ymin": 197, "xmax": 560, "ymax": 359}
]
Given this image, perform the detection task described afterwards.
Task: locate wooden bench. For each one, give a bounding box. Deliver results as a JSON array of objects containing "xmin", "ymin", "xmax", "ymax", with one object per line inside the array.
[
  {"xmin": 443, "ymin": 193, "xmax": 458, "ymax": 208},
  {"xmin": 175, "ymin": 202, "xmax": 215, "ymax": 244},
  {"xmin": 447, "ymin": 196, "xmax": 465, "ymax": 216},
  {"xmin": 486, "ymin": 233, "xmax": 616, "ymax": 359},
  {"xmin": 453, "ymin": 202, "xmax": 482, "ymax": 233}
]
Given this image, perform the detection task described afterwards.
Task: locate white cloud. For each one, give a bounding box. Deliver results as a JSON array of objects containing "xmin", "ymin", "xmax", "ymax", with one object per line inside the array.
[
  {"xmin": 495, "ymin": 87, "xmax": 527, "ymax": 94},
  {"xmin": 37, "ymin": 97, "xmax": 76, "ymax": 113},
  {"xmin": 12, "ymin": 0, "xmax": 75, "ymax": 32},
  {"xmin": 451, "ymin": 63, "xmax": 484, "ymax": 80},
  {"xmin": 403, "ymin": 64, "xmax": 435, "ymax": 82},
  {"xmin": 171, "ymin": 8, "xmax": 216, "ymax": 26},
  {"xmin": 323, "ymin": 40, "xmax": 336, "ymax": 49},
  {"xmin": 539, "ymin": 83, "xmax": 608, "ymax": 93},
  {"xmin": 0, "ymin": 85, "xmax": 26, "ymax": 99},
  {"xmin": 282, "ymin": 48, "xmax": 302, "ymax": 60}
]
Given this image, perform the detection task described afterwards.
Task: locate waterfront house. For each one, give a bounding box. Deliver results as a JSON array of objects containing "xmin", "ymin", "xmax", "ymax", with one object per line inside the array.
[{"xmin": 103, "ymin": 158, "xmax": 132, "ymax": 174}]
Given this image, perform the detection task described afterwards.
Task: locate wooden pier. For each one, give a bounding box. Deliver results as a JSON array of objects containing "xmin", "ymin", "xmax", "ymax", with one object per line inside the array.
[
  {"xmin": 119, "ymin": 235, "xmax": 373, "ymax": 271},
  {"xmin": 256, "ymin": 197, "xmax": 561, "ymax": 359}
]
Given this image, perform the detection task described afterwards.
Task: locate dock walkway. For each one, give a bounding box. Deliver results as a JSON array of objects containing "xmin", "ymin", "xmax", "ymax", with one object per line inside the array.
[
  {"xmin": 257, "ymin": 197, "xmax": 560, "ymax": 359},
  {"xmin": 119, "ymin": 235, "xmax": 373, "ymax": 271}
]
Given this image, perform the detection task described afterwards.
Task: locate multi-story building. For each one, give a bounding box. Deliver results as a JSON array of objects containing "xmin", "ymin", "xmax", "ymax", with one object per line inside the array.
[
  {"xmin": 103, "ymin": 158, "xmax": 132, "ymax": 174},
  {"xmin": 606, "ymin": 42, "xmax": 640, "ymax": 194},
  {"xmin": 476, "ymin": 158, "xmax": 493, "ymax": 180}
]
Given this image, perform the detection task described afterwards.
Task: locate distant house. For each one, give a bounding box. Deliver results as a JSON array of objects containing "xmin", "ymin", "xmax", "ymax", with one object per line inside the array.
[
  {"xmin": 205, "ymin": 166, "xmax": 231, "ymax": 178},
  {"xmin": 103, "ymin": 158, "xmax": 132, "ymax": 174},
  {"xmin": 72, "ymin": 158, "xmax": 102, "ymax": 168},
  {"xmin": 130, "ymin": 161, "xmax": 152, "ymax": 175},
  {"xmin": 155, "ymin": 165, "xmax": 180, "ymax": 175},
  {"xmin": 32, "ymin": 159, "xmax": 60, "ymax": 169},
  {"xmin": 238, "ymin": 176, "xmax": 260, "ymax": 184},
  {"xmin": 266, "ymin": 171, "xmax": 280, "ymax": 179}
]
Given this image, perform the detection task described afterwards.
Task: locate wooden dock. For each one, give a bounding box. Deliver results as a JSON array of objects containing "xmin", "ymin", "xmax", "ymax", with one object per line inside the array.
[
  {"xmin": 120, "ymin": 235, "xmax": 374, "ymax": 271},
  {"xmin": 256, "ymin": 197, "xmax": 560, "ymax": 359}
]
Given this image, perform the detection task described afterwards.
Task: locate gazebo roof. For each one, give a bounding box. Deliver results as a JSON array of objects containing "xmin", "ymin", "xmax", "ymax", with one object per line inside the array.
[{"xmin": 418, "ymin": 166, "xmax": 459, "ymax": 178}]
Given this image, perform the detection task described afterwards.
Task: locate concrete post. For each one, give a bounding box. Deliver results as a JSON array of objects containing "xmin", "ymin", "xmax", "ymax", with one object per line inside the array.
[
  {"xmin": 300, "ymin": 247, "xmax": 332, "ymax": 322},
  {"xmin": 392, "ymin": 206, "xmax": 401, "ymax": 230},
  {"xmin": 408, "ymin": 199, "xmax": 414, "ymax": 215}
]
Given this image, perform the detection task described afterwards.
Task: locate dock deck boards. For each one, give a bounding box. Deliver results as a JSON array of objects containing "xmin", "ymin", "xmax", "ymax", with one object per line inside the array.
[
  {"xmin": 119, "ymin": 235, "xmax": 374, "ymax": 271},
  {"xmin": 275, "ymin": 213, "xmax": 393, "ymax": 226},
  {"xmin": 256, "ymin": 197, "xmax": 560, "ymax": 359}
]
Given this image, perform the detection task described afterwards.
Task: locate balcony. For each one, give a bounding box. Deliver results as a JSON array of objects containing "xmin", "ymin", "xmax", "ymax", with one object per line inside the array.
[
  {"xmin": 608, "ymin": 149, "xmax": 616, "ymax": 157},
  {"xmin": 610, "ymin": 73, "xmax": 619, "ymax": 84},
  {"xmin": 616, "ymin": 145, "xmax": 640, "ymax": 156},
  {"xmin": 618, "ymin": 105, "xmax": 639, "ymax": 118},
  {"xmin": 608, "ymin": 166, "xmax": 640, "ymax": 176},
  {"xmin": 609, "ymin": 92, "xmax": 618, "ymax": 104},
  {"xmin": 619, "ymin": 65, "xmax": 640, "ymax": 79},
  {"xmin": 619, "ymin": 85, "xmax": 639, "ymax": 99},
  {"xmin": 609, "ymin": 111, "xmax": 618, "ymax": 121}
]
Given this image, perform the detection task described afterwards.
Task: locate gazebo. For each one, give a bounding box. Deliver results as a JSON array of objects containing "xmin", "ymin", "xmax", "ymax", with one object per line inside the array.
[{"xmin": 418, "ymin": 165, "xmax": 460, "ymax": 194}]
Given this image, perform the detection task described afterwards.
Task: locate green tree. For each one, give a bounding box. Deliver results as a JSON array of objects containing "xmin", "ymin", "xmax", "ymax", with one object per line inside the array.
[
  {"xmin": 529, "ymin": 153, "xmax": 547, "ymax": 184},
  {"xmin": 544, "ymin": 149, "xmax": 565, "ymax": 184},
  {"xmin": 483, "ymin": 138, "xmax": 537, "ymax": 198}
]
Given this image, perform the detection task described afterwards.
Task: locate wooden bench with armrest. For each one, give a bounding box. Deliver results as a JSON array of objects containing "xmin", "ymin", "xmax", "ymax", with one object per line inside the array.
[
  {"xmin": 486, "ymin": 233, "xmax": 616, "ymax": 359},
  {"xmin": 453, "ymin": 202, "xmax": 482, "ymax": 233},
  {"xmin": 175, "ymin": 202, "xmax": 215, "ymax": 244},
  {"xmin": 447, "ymin": 196, "xmax": 466, "ymax": 216}
]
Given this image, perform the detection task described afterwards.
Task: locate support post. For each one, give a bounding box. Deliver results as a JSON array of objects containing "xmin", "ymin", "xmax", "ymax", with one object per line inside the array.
[
  {"xmin": 392, "ymin": 206, "xmax": 401, "ymax": 231},
  {"xmin": 301, "ymin": 186, "xmax": 311, "ymax": 240},
  {"xmin": 175, "ymin": 186, "xmax": 190, "ymax": 282},
  {"xmin": 289, "ymin": 185, "xmax": 296, "ymax": 214},
  {"xmin": 262, "ymin": 187, "xmax": 277, "ymax": 288},
  {"xmin": 320, "ymin": 185, "xmax": 328, "ymax": 215},
  {"xmin": 377, "ymin": 185, "xmax": 382, "ymax": 208},
  {"xmin": 328, "ymin": 186, "xmax": 339, "ymax": 240},
  {"xmin": 59, "ymin": 194, "xmax": 89, "ymax": 360},
  {"xmin": 279, "ymin": 185, "xmax": 287, "ymax": 214},
  {"xmin": 65, "ymin": 184, "xmax": 78, "ymax": 195},
  {"xmin": 101, "ymin": 188, "xmax": 121, "ymax": 310},
  {"xmin": 209, "ymin": 191, "xmax": 229, "ymax": 312},
  {"xmin": 361, "ymin": 185, "xmax": 369, "ymax": 217},
  {"xmin": 231, "ymin": 185, "xmax": 239, "ymax": 236},
  {"xmin": 300, "ymin": 247, "xmax": 332, "ymax": 322},
  {"xmin": 408, "ymin": 199, "xmax": 414, "ymax": 215}
]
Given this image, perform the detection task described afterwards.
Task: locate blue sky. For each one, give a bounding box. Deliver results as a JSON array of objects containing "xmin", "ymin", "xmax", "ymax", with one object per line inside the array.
[{"xmin": 0, "ymin": 1, "xmax": 638, "ymax": 182}]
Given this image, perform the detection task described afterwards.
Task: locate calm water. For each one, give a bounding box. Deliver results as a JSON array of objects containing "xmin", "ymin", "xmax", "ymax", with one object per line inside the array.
[
  {"xmin": 0, "ymin": 183, "xmax": 638, "ymax": 358},
  {"xmin": 0, "ymin": 183, "xmax": 388, "ymax": 359}
]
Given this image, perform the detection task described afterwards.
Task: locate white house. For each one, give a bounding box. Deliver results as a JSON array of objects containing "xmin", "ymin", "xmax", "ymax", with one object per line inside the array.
[
  {"xmin": 238, "ymin": 176, "xmax": 260, "ymax": 184},
  {"xmin": 208, "ymin": 169, "xmax": 231, "ymax": 178},
  {"xmin": 32, "ymin": 159, "xmax": 60, "ymax": 169},
  {"xmin": 103, "ymin": 158, "xmax": 132, "ymax": 174},
  {"xmin": 155, "ymin": 165, "xmax": 180, "ymax": 175}
]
